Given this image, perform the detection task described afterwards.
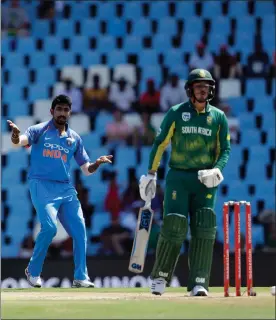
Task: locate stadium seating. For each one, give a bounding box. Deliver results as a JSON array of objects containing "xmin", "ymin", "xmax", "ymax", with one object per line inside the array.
[{"xmin": 1, "ymin": 0, "xmax": 274, "ymax": 257}]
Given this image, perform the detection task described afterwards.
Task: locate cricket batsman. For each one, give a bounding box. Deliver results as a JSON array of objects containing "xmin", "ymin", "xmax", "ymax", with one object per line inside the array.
[
  {"xmin": 139, "ymin": 69, "xmax": 231, "ymax": 296},
  {"xmin": 7, "ymin": 95, "xmax": 112, "ymax": 288}
]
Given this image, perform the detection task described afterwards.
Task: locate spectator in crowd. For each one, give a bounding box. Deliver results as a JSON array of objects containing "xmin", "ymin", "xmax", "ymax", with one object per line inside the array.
[
  {"xmin": 219, "ymin": 101, "xmax": 240, "ymax": 144},
  {"xmin": 121, "ymin": 177, "xmax": 140, "ymax": 213},
  {"xmin": 139, "ymin": 79, "xmax": 160, "ymax": 114},
  {"xmin": 109, "ymin": 77, "xmax": 136, "ymax": 113},
  {"xmin": 105, "ymin": 109, "xmax": 131, "ymax": 148},
  {"xmin": 189, "ymin": 42, "xmax": 214, "ymax": 72},
  {"xmin": 131, "ymin": 112, "xmax": 156, "ymax": 147},
  {"xmin": 160, "ymin": 74, "xmax": 186, "ymax": 112},
  {"xmin": 253, "ymin": 209, "xmax": 276, "ymax": 252},
  {"xmin": 76, "ymin": 182, "xmax": 94, "ymax": 230},
  {"xmin": 1, "ymin": 0, "xmax": 30, "ymax": 37},
  {"xmin": 57, "ymin": 78, "xmax": 82, "ymax": 114},
  {"xmin": 83, "ymin": 74, "xmax": 109, "ymax": 114},
  {"xmin": 214, "ymin": 44, "xmax": 242, "ymax": 79},
  {"xmin": 104, "ymin": 171, "xmax": 121, "ymax": 220},
  {"xmin": 246, "ymin": 41, "xmax": 270, "ymax": 78},
  {"xmin": 98, "ymin": 218, "xmax": 132, "ymax": 256},
  {"xmin": 37, "ymin": 0, "xmax": 55, "ymax": 19}
]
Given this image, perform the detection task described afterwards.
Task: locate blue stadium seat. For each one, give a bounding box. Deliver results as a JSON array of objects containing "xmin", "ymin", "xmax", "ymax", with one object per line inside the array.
[
  {"xmin": 202, "ymin": 1, "xmax": 222, "ymax": 18},
  {"xmin": 5, "ymin": 53, "xmax": 24, "ymax": 68},
  {"xmin": 262, "ymin": 112, "xmax": 275, "ymax": 128},
  {"xmin": 246, "ymin": 161, "xmax": 266, "ymax": 182},
  {"xmin": 97, "ymin": 36, "xmax": 116, "ymax": 54},
  {"xmin": 262, "ymin": 32, "xmax": 275, "ymax": 55},
  {"xmin": 262, "ymin": 15, "xmax": 275, "ymax": 34},
  {"xmin": 29, "ymin": 52, "xmax": 49, "ymax": 68},
  {"xmin": 253, "ymin": 97, "xmax": 273, "ymax": 113},
  {"xmin": 226, "ymin": 97, "xmax": 247, "ymax": 114},
  {"xmin": 150, "ymin": 1, "xmax": 168, "ymax": 19},
  {"xmin": 208, "ymin": 34, "xmax": 228, "ymax": 52},
  {"xmin": 123, "ymin": 36, "xmax": 142, "ymax": 54},
  {"xmin": 2, "ymin": 167, "xmax": 22, "ymax": 188},
  {"xmin": 267, "ymin": 128, "xmax": 275, "ymax": 147},
  {"xmin": 138, "ymin": 49, "xmax": 158, "ymax": 67},
  {"xmin": 1, "ymin": 244, "xmax": 20, "ymax": 258},
  {"xmin": 44, "ymin": 36, "xmax": 62, "ymax": 54},
  {"xmin": 229, "ymin": 145, "xmax": 243, "ymax": 166},
  {"xmin": 70, "ymin": 36, "xmax": 89, "ymax": 54},
  {"xmin": 3, "ymin": 85, "xmax": 23, "ymax": 103},
  {"xmin": 132, "ymin": 18, "xmax": 151, "ymax": 36},
  {"xmin": 9, "ymin": 69, "xmax": 29, "ymax": 86},
  {"xmin": 211, "ymin": 17, "xmax": 230, "ymax": 37},
  {"xmin": 1, "ymin": 37, "xmax": 11, "ymax": 55},
  {"xmin": 164, "ymin": 49, "xmax": 183, "ymax": 67},
  {"xmin": 95, "ymin": 112, "xmax": 113, "ymax": 134},
  {"xmin": 32, "ymin": 20, "xmax": 50, "ymax": 38},
  {"xmin": 6, "ymin": 185, "xmax": 29, "ymax": 204},
  {"xmin": 108, "ymin": 50, "xmax": 126, "ymax": 67},
  {"xmin": 8, "ymin": 150, "xmax": 29, "ymax": 168},
  {"xmin": 142, "ymin": 65, "xmax": 162, "ymax": 86},
  {"xmin": 175, "ymin": 1, "xmax": 195, "ymax": 18},
  {"xmin": 181, "ymin": 33, "xmax": 201, "ymax": 52},
  {"xmin": 234, "ymin": 31, "xmax": 254, "ymax": 56},
  {"xmin": 255, "ymin": 1, "xmax": 275, "ymax": 16},
  {"xmin": 152, "ymin": 34, "xmax": 171, "ymax": 53},
  {"xmin": 228, "ymin": 1, "xmax": 248, "ymax": 17},
  {"xmin": 89, "ymin": 183, "xmax": 109, "ymax": 211},
  {"xmin": 169, "ymin": 63, "xmax": 188, "ymax": 79},
  {"xmin": 55, "ymin": 51, "xmax": 75, "ymax": 68},
  {"xmin": 16, "ymin": 37, "xmax": 36, "ymax": 55},
  {"xmin": 28, "ymin": 84, "xmax": 48, "ymax": 101},
  {"xmin": 97, "ymin": 2, "xmax": 116, "ymax": 19},
  {"xmin": 185, "ymin": 17, "xmax": 203, "ymax": 36},
  {"xmin": 1, "ymin": 118, "xmax": 8, "ymax": 132},
  {"xmin": 227, "ymin": 180, "xmax": 248, "ymax": 199},
  {"xmin": 107, "ymin": 19, "xmax": 126, "ymax": 37},
  {"xmin": 124, "ymin": 2, "xmax": 142, "ymax": 19},
  {"xmin": 158, "ymin": 17, "xmax": 177, "ymax": 36},
  {"xmin": 35, "ymin": 67, "xmax": 56, "ymax": 85},
  {"xmin": 241, "ymin": 129, "xmax": 260, "ymax": 146},
  {"xmin": 246, "ymin": 79, "xmax": 266, "ymax": 98},
  {"xmin": 70, "ymin": 2, "xmax": 90, "ymax": 20},
  {"xmin": 114, "ymin": 147, "xmax": 137, "ymax": 168},
  {"xmin": 236, "ymin": 16, "xmax": 255, "ymax": 34},
  {"xmin": 81, "ymin": 19, "xmax": 100, "ymax": 37},
  {"xmin": 8, "ymin": 101, "xmax": 29, "ymax": 118},
  {"xmin": 249, "ymin": 146, "xmax": 269, "ymax": 164},
  {"xmin": 90, "ymin": 211, "xmax": 111, "ymax": 236},
  {"xmin": 255, "ymin": 181, "xmax": 274, "ymax": 201},
  {"xmin": 81, "ymin": 52, "xmax": 100, "ymax": 68}
]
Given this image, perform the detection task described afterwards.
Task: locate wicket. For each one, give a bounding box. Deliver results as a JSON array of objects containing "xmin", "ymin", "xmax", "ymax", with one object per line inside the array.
[{"xmin": 223, "ymin": 201, "xmax": 256, "ymax": 297}]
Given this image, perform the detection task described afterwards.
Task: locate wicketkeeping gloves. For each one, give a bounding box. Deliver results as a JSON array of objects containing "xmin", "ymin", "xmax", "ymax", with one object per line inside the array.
[
  {"xmin": 139, "ymin": 173, "xmax": 157, "ymax": 202},
  {"xmin": 198, "ymin": 168, "xmax": 224, "ymax": 188}
]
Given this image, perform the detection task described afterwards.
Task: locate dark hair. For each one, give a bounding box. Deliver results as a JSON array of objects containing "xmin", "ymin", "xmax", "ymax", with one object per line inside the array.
[{"xmin": 51, "ymin": 95, "xmax": 72, "ymax": 109}]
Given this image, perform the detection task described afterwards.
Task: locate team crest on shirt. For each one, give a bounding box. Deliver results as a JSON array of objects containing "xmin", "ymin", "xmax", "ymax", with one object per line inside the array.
[
  {"xmin": 66, "ymin": 137, "xmax": 75, "ymax": 146},
  {"xmin": 207, "ymin": 116, "xmax": 212, "ymax": 125},
  {"xmin": 182, "ymin": 112, "xmax": 191, "ymax": 122}
]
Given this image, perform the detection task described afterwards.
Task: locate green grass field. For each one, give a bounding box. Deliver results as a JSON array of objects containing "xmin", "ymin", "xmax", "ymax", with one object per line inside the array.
[{"xmin": 1, "ymin": 287, "xmax": 274, "ymax": 319}]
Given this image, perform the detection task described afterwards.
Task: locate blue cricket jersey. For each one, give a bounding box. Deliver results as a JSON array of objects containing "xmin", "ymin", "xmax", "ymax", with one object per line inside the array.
[{"xmin": 25, "ymin": 119, "xmax": 90, "ymax": 182}]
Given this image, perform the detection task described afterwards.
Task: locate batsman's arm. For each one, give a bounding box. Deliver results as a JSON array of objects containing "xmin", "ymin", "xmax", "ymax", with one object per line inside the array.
[
  {"xmin": 148, "ymin": 109, "xmax": 175, "ymax": 173},
  {"xmin": 214, "ymin": 113, "xmax": 231, "ymax": 171}
]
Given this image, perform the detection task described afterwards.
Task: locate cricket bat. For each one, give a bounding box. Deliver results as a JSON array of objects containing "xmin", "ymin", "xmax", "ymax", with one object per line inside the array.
[{"xmin": 128, "ymin": 203, "xmax": 154, "ymax": 274}]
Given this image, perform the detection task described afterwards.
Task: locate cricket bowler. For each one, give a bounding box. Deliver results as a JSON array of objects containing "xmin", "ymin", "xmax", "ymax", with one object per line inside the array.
[
  {"xmin": 7, "ymin": 95, "xmax": 112, "ymax": 288},
  {"xmin": 139, "ymin": 69, "xmax": 231, "ymax": 296}
]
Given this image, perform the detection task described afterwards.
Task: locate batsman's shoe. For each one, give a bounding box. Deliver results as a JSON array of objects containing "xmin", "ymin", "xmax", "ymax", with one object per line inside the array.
[
  {"xmin": 72, "ymin": 279, "xmax": 95, "ymax": 288},
  {"xmin": 25, "ymin": 268, "xmax": 42, "ymax": 288},
  {"xmin": 190, "ymin": 285, "xmax": 208, "ymax": 297},
  {"xmin": 151, "ymin": 277, "xmax": 167, "ymax": 295}
]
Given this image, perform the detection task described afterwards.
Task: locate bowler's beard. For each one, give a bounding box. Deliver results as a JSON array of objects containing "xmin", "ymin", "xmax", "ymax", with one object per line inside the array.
[{"xmin": 55, "ymin": 116, "xmax": 67, "ymax": 125}]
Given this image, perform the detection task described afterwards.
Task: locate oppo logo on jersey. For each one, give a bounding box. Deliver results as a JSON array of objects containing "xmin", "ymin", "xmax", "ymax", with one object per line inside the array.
[{"xmin": 43, "ymin": 143, "xmax": 68, "ymax": 162}]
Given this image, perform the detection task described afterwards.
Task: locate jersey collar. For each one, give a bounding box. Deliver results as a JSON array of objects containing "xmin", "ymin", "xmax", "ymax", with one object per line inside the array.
[
  {"xmin": 188, "ymin": 100, "xmax": 210, "ymax": 113},
  {"xmin": 48, "ymin": 119, "xmax": 70, "ymax": 137}
]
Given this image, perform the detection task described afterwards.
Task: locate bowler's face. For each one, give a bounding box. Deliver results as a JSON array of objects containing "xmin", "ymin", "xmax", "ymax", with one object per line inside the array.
[{"xmin": 52, "ymin": 104, "xmax": 71, "ymax": 125}]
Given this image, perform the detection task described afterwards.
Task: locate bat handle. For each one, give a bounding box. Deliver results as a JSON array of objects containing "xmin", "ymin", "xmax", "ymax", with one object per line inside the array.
[{"xmin": 144, "ymin": 199, "xmax": 151, "ymax": 209}]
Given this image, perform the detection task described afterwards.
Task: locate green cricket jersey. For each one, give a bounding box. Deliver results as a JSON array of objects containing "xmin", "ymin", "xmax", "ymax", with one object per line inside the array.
[{"xmin": 148, "ymin": 101, "xmax": 231, "ymax": 171}]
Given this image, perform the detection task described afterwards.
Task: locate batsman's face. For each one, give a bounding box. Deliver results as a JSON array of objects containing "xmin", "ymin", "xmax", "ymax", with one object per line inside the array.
[
  {"xmin": 52, "ymin": 104, "xmax": 71, "ymax": 125},
  {"xmin": 193, "ymin": 82, "xmax": 209, "ymax": 102}
]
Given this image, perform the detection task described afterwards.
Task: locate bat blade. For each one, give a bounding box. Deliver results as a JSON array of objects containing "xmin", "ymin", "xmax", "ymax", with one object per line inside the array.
[{"xmin": 128, "ymin": 206, "xmax": 154, "ymax": 274}]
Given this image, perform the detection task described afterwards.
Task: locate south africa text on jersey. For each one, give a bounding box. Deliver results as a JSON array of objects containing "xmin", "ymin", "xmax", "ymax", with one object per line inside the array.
[{"xmin": 182, "ymin": 126, "xmax": 212, "ymax": 136}]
